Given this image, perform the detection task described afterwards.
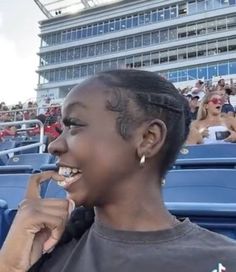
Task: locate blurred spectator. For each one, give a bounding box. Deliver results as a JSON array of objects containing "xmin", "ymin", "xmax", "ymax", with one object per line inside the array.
[
  {"xmin": 186, "ymin": 92, "xmax": 236, "ymax": 145},
  {"xmin": 191, "ymin": 80, "xmax": 205, "ymax": 101},
  {"xmin": 189, "ymin": 95, "xmax": 200, "ymax": 120}
]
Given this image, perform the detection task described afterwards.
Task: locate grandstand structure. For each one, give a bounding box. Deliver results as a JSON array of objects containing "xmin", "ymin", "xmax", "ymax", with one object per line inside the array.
[{"xmin": 35, "ymin": 0, "xmax": 236, "ymax": 104}]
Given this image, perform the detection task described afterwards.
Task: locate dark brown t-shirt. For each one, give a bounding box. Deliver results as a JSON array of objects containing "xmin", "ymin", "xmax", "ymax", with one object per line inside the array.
[{"xmin": 30, "ymin": 219, "xmax": 236, "ymax": 272}]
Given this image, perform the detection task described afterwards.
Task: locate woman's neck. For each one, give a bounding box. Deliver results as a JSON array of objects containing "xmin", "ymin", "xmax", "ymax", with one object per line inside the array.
[{"xmin": 95, "ymin": 176, "xmax": 175, "ymax": 232}]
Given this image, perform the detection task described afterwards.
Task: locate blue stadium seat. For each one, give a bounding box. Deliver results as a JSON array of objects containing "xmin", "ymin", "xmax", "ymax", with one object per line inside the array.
[
  {"xmin": 177, "ymin": 144, "xmax": 236, "ymax": 159},
  {"xmin": 44, "ymin": 180, "xmax": 66, "ymax": 199},
  {"xmin": 166, "ymin": 202, "xmax": 236, "ymax": 240},
  {"xmin": 163, "ymin": 169, "xmax": 236, "ymax": 203},
  {"xmin": 0, "ymin": 174, "xmax": 31, "ymax": 209},
  {"xmin": 1, "ymin": 153, "xmax": 55, "ymax": 173},
  {"xmin": 0, "ymin": 140, "xmax": 16, "ymax": 165},
  {"xmin": 174, "ymin": 157, "xmax": 236, "ymax": 169}
]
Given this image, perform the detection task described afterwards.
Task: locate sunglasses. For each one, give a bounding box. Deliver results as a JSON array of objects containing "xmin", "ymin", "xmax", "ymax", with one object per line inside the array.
[{"xmin": 207, "ymin": 98, "xmax": 224, "ymax": 105}]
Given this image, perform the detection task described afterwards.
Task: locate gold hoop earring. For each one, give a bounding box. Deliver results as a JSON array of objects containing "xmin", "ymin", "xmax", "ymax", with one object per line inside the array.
[{"xmin": 140, "ymin": 155, "xmax": 145, "ymax": 166}]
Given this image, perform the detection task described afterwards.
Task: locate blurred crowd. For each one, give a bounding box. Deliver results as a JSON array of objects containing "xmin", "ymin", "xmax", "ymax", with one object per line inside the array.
[
  {"xmin": 1, "ymin": 77, "xmax": 236, "ymax": 145},
  {"xmin": 0, "ymin": 100, "xmax": 62, "ymax": 142}
]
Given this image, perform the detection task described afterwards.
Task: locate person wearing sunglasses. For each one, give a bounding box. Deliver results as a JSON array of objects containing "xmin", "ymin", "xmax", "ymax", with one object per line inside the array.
[{"xmin": 186, "ymin": 91, "xmax": 236, "ymax": 144}]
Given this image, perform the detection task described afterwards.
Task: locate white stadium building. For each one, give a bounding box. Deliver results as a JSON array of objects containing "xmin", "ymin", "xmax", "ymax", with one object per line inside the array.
[{"xmin": 35, "ymin": 0, "xmax": 236, "ymax": 104}]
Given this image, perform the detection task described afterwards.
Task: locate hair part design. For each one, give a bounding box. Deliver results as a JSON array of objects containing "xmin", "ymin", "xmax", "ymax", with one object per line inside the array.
[{"xmin": 93, "ymin": 69, "xmax": 191, "ymax": 178}]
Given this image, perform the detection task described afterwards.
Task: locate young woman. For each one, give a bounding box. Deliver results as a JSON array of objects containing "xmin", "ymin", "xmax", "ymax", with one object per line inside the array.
[
  {"xmin": 187, "ymin": 91, "xmax": 236, "ymax": 144},
  {"xmin": 0, "ymin": 70, "xmax": 236, "ymax": 272}
]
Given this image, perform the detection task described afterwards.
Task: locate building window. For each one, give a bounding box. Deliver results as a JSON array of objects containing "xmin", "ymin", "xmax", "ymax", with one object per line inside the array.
[
  {"xmin": 219, "ymin": 63, "xmax": 228, "ymax": 75},
  {"xmin": 127, "ymin": 37, "xmax": 134, "ymax": 49},
  {"xmin": 179, "ymin": 70, "xmax": 188, "ymax": 81},
  {"xmin": 170, "ymin": 5, "xmax": 177, "ymax": 18},
  {"xmin": 228, "ymin": 38, "xmax": 236, "ymax": 51},
  {"xmin": 67, "ymin": 68, "xmax": 73, "ymax": 80},
  {"xmin": 227, "ymin": 16, "xmax": 236, "ymax": 29},
  {"xmin": 142, "ymin": 53, "xmax": 151, "ymax": 66},
  {"xmin": 207, "ymin": 20, "xmax": 216, "ymax": 33},
  {"xmin": 96, "ymin": 44, "xmax": 102, "ymax": 55},
  {"xmin": 169, "ymin": 49, "xmax": 177, "ymax": 62},
  {"xmin": 88, "ymin": 45, "xmax": 95, "ymax": 57},
  {"xmin": 188, "ymin": 45, "xmax": 197, "ymax": 58},
  {"xmin": 143, "ymin": 33, "xmax": 151, "ymax": 46},
  {"xmin": 95, "ymin": 63, "xmax": 102, "ymax": 73},
  {"xmin": 198, "ymin": 66, "xmax": 207, "ymax": 79},
  {"xmin": 178, "ymin": 26, "xmax": 187, "ymax": 38},
  {"xmin": 158, "ymin": 9, "xmax": 164, "ymax": 21},
  {"xmin": 208, "ymin": 65, "xmax": 218, "ymax": 78},
  {"xmin": 178, "ymin": 3, "xmax": 187, "ymax": 16},
  {"xmin": 197, "ymin": 0, "xmax": 205, "ymax": 12},
  {"xmin": 126, "ymin": 57, "xmax": 134, "ymax": 68},
  {"xmin": 75, "ymin": 48, "xmax": 80, "ymax": 59},
  {"xmin": 111, "ymin": 40, "xmax": 118, "ymax": 52},
  {"xmin": 229, "ymin": 62, "xmax": 236, "ymax": 74},
  {"xmin": 76, "ymin": 28, "xmax": 82, "ymax": 39},
  {"xmin": 164, "ymin": 7, "xmax": 170, "ymax": 20},
  {"xmin": 139, "ymin": 13, "xmax": 145, "ymax": 25},
  {"xmin": 88, "ymin": 64, "xmax": 94, "ymax": 76},
  {"xmin": 74, "ymin": 66, "xmax": 80, "ymax": 78},
  {"xmin": 151, "ymin": 31, "xmax": 159, "ymax": 44},
  {"xmin": 160, "ymin": 30, "xmax": 168, "ymax": 42},
  {"xmin": 169, "ymin": 27, "xmax": 177, "ymax": 40},
  {"xmin": 68, "ymin": 48, "xmax": 74, "ymax": 60},
  {"xmin": 121, "ymin": 17, "xmax": 126, "ymax": 29},
  {"xmin": 81, "ymin": 65, "xmax": 88, "ymax": 77},
  {"xmin": 118, "ymin": 39, "xmax": 126, "ymax": 51},
  {"xmin": 134, "ymin": 55, "xmax": 142, "ymax": 67},
  {"xmin": 61, "ymin": 50, "xmax": 67, "ymax": 62},
  {"xmin": 218, "ymin": 40, "xmax": 227, "ymax": 53},
  {"xmin": 188, "ymin": 0, "xmax": 197, "ymax": 14},
  {"xmin": 160, "ymin": 51, "xmax": 168, "ymax": 63},
  {"xmin": 134, "ymin": 35, "xmax": 142, "ymax": 47},
  {"xmin": 104, "ymin": 21, "xmax": 109, "ymax": 33},
  {"xmin": 103, "ymin": 61, "xmax": 111, "ymax": 71},
  {"xmin": 133, "ymin": 15, "xmax": 138, "ymax": 27},
  {"xmin": 188, "ymin": 68, "xmax": 197, "ymax": 80},
  {"xmin": 217, "ymin": 18, "xmax": 227, "ymax": 30},
  {"xmin": 197, "ymin": 22, "xmax": 207, "ymax": 35},
  {"xmin": 114, "ymin": 19, "xmax": 120, "ymax": 31},
  {"xmin": 151, "ymin": 52, "xmax": 159, "ymax": 65},
  {"xmin": 118, "ymin": 58, "xmax": 126, "ymax": 68},
  {"xmin": 187, "ymin": 24, "xmax": 197, "ymax": 37},
  {"xmin": 81, "ymin": 46, "xmax": 87, "ymax": 58},
  {"xmin": 103, "ymin": 42, "xmax": 110, "ymax": 54},
  {"xmin": 178, "ymin": 47, "xmax": 187, "ymax": 60},
  {"xmin": 110, "ymin": 60, "xmax": 118, "ymax": 69},
  {"xmin": 197, "ymin": 43, "xmax": 207, "ymax": 56},
  {"xmin": 207, "ymin": 41, "xmax": 217, "ymax": 56},
  {"xmin": 109, "ymin": 20, "xmax": 115, "ymax": 32}
]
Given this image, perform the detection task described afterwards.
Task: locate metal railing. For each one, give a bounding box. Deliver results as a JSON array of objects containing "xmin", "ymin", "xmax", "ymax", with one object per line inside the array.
[{"xmin": 0, "ymin": 120, "xmax": 45, "ymax": 155}]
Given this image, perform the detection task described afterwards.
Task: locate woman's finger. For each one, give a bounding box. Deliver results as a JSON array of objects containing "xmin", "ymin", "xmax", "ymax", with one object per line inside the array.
[{"xmin": 25, "ymin": 171, "xmax": 65, "ymax": 199}]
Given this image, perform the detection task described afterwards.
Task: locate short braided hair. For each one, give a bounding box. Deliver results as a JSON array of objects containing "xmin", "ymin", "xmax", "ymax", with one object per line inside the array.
[{"xmin": 95, "ymin": 69, "xmax": 191, "ymax": 178}]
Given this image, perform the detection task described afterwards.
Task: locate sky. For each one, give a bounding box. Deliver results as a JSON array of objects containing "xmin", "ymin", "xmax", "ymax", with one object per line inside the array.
[{"xmin": 0, "ymin": 0, "xmax": 45, "ymax": 105}]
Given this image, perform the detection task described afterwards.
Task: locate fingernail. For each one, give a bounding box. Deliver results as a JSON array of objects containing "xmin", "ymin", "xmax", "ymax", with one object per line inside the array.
[{"xmin": 68, "ymin": 199, "xmax": 75, "ymax": 214}]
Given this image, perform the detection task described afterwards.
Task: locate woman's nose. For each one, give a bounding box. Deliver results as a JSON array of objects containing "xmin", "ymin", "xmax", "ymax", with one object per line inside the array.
[{"xmin": 48, "ymin": 134, "xmax": 67, "ymax": 156}]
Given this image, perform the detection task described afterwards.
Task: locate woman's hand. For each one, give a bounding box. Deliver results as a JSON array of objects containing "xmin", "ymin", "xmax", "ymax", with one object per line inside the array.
[
  {"xmin": 224, "ymin": 130, "xmax": 236, "ymax": 142},
  {"xmin": 0, "ymin": 171, "xmax": 74, "ymax": 272},
  {"xmin": 199, "ymin": 128, "xmax": 209, "ymax": 138}
]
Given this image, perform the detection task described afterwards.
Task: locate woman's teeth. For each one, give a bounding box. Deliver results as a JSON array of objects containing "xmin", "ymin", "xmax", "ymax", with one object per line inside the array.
[
  {"xmin": 58, "ymin": 167, "xmax": 81, "ymax": 177},
  {"xmin": 57, "ymin": 167, "xmax": 82, "ymax": 188}
]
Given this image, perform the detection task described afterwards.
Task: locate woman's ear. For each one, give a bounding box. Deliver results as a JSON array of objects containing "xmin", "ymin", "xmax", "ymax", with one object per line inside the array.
[{"xmin": 136, "ymin": 119, "xmax": 167, "ymax": 159}]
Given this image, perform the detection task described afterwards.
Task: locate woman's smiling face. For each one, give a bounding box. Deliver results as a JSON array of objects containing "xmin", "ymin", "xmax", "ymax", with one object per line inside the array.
[{"xmin": 48, "ymin": 79, "xmax": 139, "ymax": 206}]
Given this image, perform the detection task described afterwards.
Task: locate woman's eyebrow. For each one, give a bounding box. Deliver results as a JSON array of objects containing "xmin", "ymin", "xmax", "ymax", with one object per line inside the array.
[{"xmin": 66, "ymin": 101, "xmax": 87, "ymax": 110}]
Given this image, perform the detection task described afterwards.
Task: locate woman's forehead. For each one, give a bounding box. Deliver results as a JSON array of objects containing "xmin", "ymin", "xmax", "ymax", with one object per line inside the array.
[{"xmin": 62, "ymin": 80, "xmax": 110, "ymax": 113}]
